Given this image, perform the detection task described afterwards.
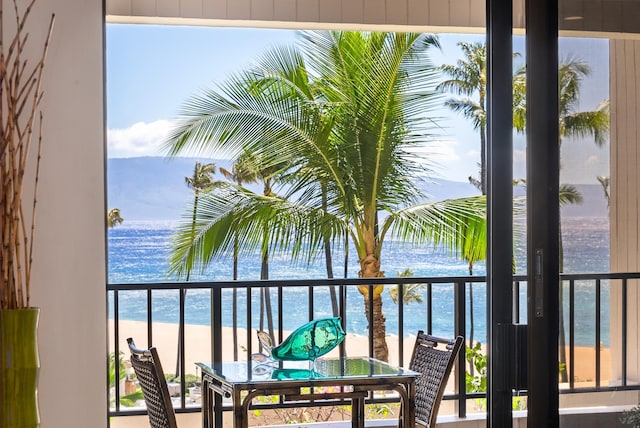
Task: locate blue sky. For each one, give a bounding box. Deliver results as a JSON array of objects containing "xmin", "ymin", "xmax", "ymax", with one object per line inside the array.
[{"xmin": 106, "ymin": 24, "xmax": 609, "ymax": 184}]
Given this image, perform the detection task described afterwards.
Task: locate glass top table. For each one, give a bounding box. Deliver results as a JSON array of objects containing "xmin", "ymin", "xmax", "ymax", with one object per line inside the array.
[{"xmin": 196, "ymin": 357, "xmax": 419, "ymax": 428}]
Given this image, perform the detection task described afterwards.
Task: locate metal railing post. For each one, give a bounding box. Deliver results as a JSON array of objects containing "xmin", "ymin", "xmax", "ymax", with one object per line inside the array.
[
  {"xmin": 455, "ymin": 280, "xmax": 467, "ymax": 418},
  {"xmin": 622, "ymin": 278, "xmax": 628, "ymax": 386},
  {"xmin": 595, "ymin": 279, "xmax": 601, "ymax": 388}
]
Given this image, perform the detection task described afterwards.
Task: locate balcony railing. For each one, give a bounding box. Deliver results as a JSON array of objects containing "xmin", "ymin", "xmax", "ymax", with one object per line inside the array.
[{"xmin": 106, "ymin": 272, "xmax": 640, "ymax": 422}]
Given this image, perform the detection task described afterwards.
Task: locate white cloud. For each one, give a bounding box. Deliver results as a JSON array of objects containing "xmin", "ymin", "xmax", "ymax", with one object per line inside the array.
[
  {"xmin": 428, "ymin": 139, "xmax": 461, "ymax": 162},
  {"xmin": 513, "ymin": 149, "xmax": 527, "ymax": 162},
  {"xmin": 405, "ymin": 140, "xmax": 472, "ymax": 181},
  {"xmin": 107, "ymin": 120, "xmax": 239, "ymax": 159},
  {"xmin": 585, "ymin": 155, "xmax": 600, "ymax": 166},
  {"xmin": 107, "ymin": 120, "xmax": 173, "ymax": 157},
  {"xmin": 425, "ymin": 140, "xmax": 483, "ymax": 182}
]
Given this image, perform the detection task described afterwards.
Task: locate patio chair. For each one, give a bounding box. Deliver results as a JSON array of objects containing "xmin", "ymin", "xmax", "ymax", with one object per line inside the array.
[
  {"xmin": 126, "ymin": 337, "xmax": 178, "ymax": 428},
  {"xmin": 409, "ymin": 331, "xmax": 464, "ymax": 428}
]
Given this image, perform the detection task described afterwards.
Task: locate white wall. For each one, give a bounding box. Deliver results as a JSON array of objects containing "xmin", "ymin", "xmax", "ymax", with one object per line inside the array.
[
  {"xmin": 14, "ymin": 0, "xmax": 108, "ymax": 427},
  {"xmin": 609, "ymin": 38, "xmax": 640, "ymax": 385}
]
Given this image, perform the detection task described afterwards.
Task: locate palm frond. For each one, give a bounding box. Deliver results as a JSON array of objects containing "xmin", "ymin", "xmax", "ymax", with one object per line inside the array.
[
  {"xmin": 560, "ymin": 99, "xmax": 610, "ymax": 146},
  {"xmin": 383, "ymin": 196, "xmax": 487, "ymax": 263},
  {"xmin": 165, "ymin": 30, "xmax": 474, "ymax": 282},
  {"xmin": 168, "ymin": 184, "xmax": 346, "ymax": 279},
  {"xmin": 559, "ymin": 183, "xmax": 583, "ymax": 207},
  {"xmin": 444, "ymin": 98, "xmax": 485, "ymax": 129}
]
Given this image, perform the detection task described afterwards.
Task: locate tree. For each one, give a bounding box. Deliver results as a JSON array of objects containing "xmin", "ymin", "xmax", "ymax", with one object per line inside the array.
[
  {"xmin": 219, "ymin": 152, "xmax": 259, "ymax": 282},
  {"xmin": 513, "ymin": 58, "xmax": 610, "ymax": 148},
  {"xmin": 438, "ymin": 42, "xmax": 508, "ymax": 351},
  {"xmin": 320, "ymin": 178, "xmax": 340, "ymax": 316},
  {"xmin": 185, "ymin": 162, "xmax": 216, "ymax": 196},
  {"xmin": 557, "ymin": 183, "xmax": 583, "ymax": 382},
  {"xmin": 177, "ymin": 161, "xmax": 216, "ymax": 374},
  {"xmin": 184, "ymin": 162, "xmax": 217, "ymax": 280},
  {"xmin": 164, "ymin": 31, "xmax": 487, "ymax": 361},
  {"xmin": 388, "ymin": 269, "xmax": 424, "ymax": 305},
  {"xmin": 107, "ymin": 208, "xmax": 124, "ymax": 228},
  {"xmin": 597, "ymin": 175, "xmax": 610, "ymax": 208},
  {"xmin": 437, "ymin": 42, "xmax": 488, "ymax": 195},
  {"xmin": 183, "ymin": 161, "xmax": 216, "ymax": 283},
  {"xmin": 238, "ymin": 151, "xmax": 281, "ymax": 342},
  {"xmin": 219, "ymin": 152, "xmax": 258, "ymax": 360},
  {"xmin": 513, "ymin": 57, "xmax": 609, "ymax": 382}
]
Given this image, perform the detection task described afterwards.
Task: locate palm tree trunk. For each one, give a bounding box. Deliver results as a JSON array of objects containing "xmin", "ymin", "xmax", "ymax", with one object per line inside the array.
[
  {"xmin": 468, "ymin": 262, "xmax": 475, "ymax": 377},
  {"xmin": 177, "ymin": 192, "xmax": 199, "ymax": 375},
  {"xmin": 358, "ymin": 254, "xmax": 389, "ymax": 362},
  {"xmin": 232, "ymin": 233, "xmax": 239, "ymax": 360},
  {"xmin": 362, "ymin": 289, "xmax": 388, "ymax": 361},
  {"xmin": 259, "ymin": 289, "xmax": 265, "ymax": 346},
  {"xmin": 480, "ymin": 124, "xmax": 487, "ymax": 195},
  {"xmin": 264, "ymin": 288, "xmax": 274, "ymax": 342},
  {"xmin": 321, "ymin": 185, "xmax": 339, "ymax": 316},
  {"xmin": 324, "ymin": 239, "xmax": 334, "ymax": 278},
  {"xmin": 344, "ymin": 235, "xmax": 349, "ymax": 278},
  {"xmin": 559, "ymin": 223, "xmax": 568, "ymax": 383},
  {"xmin": 559, "ymin": 285, "xmax": 567, "ymax": 383},
  {"xmin": 324, "ymin": 237, "xmax": 339, "ymax": 316},
  {"xmin": 260, "ymin": 230, "xmax": 275, "ymax": 342}
]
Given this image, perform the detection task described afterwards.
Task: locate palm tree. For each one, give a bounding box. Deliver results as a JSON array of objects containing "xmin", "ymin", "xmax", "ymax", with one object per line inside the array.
[
  {"xmin": 239, "ymin": 151, "xmax": 280, "ymax": 342},
  {"xmin": 107, "ymin": 208, "xmax": 124, "ymax": 228},
  {"xmin": 513, "ymin": 57, "xmax": 609, "ymax": 382},
  {"xmin": 186, "ymin": 162, "xmax": 216, "ymax": 194},
  {"xmin": 320, "ymin": 178, "xmax": 340, "ymax": 316},
  {"xmin": 388, "ymin": 269, "xmax": 424, "ymax": 305},
  {"xmin": 184, "ymin": 161, "xmax": 217, "ymax": 282},
  {"xmin": 597, "ymin": 175, "xmax": 610, "ymax": 208},
  {"xmin": 513, "ymin": 57, "xmax": 610, "ymax": 147},
  {"xmin": 177, "ymin": 161, "xmax": 216, "ymax": 374},
  {"xmin": 437, "ymin": 42, "xmax": 487, "ymax": 195},
  {"xmin": 438, "ymin": 42, "xmax": 502, "ymax": 352},
  {"xmin": 219, "ymin": 152, "xmax": 259, "ymax": 281},
  {"xmin": 185, "ymin": 161, "xmax": 216, "ymax": 256},
  {"xmin": 219, "ymin": 152, "xmax": 258, "ymax": 360},
  {"xmin": 164, "ymin": 31, "xmax": 487, "ymax": 361},
  {"xmin": 557, "ymin": 183, "xmax": 583, "ymax": 382}
]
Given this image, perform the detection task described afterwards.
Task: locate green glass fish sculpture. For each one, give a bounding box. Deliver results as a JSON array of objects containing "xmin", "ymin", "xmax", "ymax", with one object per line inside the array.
[{"xmin": 271, "ymin": 317, "xmax": 346, "ymax": 361}]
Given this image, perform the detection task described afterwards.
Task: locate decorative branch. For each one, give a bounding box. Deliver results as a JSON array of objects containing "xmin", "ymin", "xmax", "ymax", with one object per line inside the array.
[{"xmin": 0, "ymin": 0, "xmax": 54, "ymax": 310}]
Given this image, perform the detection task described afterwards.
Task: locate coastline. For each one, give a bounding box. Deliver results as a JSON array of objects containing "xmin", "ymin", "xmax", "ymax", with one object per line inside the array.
[{"xmin": 110, "ymin": 319, "xmax": 610, "ymax": 383}]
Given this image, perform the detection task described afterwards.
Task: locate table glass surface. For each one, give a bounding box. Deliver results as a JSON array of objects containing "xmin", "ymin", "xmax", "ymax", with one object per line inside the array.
[{"xmin": 197, "ymin": 357, "xmax": 418, "ymax": 384}]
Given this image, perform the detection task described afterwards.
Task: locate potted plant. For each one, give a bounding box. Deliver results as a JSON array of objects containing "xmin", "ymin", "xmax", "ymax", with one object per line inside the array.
[
  {"xmin": 0, "ymin": 1, "xmax": 54, "ymax": 426},
  {"xmin": 621, "ymin": 405, "xmax": 640, "ymax": 428}
]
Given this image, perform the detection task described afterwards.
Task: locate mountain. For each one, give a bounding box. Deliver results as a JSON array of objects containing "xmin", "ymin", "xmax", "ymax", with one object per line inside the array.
[
  {"xmin": 107, "ymin": 157, "xmax": 607, "ymax": 221},
  {"xmin": 108, "ymin": 157, "xmax": 230, "ymax": 221}
]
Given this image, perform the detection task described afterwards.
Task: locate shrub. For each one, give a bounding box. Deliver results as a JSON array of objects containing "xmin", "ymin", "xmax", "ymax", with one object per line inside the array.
[{"xmin": 621, "ymin": 405, "xmax": 640, "ymax": 427}]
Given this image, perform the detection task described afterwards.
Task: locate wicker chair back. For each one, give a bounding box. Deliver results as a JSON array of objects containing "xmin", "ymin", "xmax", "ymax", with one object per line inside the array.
[
  {"xmin": 409, "ymin": 331, "xmax": 464, "ymax": 428},
  {"xmin": 127, "ymin": 338, "xmax": 178, "ymax": 428}
]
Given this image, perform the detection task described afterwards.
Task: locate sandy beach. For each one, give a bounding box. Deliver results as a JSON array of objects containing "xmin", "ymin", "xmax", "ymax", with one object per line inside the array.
[
  {"xmin": 111, "ymin": 320, "xmax": 422, "ymax": 376},
  {"xmin": 110, "ymin": 319, "xmax": 611, "ymax": 384}
]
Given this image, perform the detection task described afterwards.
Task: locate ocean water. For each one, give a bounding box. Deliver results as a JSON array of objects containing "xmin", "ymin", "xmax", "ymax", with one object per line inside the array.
[{"xmin": 108, "ymin": 216, "xmax": 610, "ymax": 346}]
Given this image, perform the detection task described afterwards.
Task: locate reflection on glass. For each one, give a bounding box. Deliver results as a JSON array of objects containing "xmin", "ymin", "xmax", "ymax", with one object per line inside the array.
[{"xmin": 271, "ymin": 368, "xmax": 323, "ymax": 380}]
